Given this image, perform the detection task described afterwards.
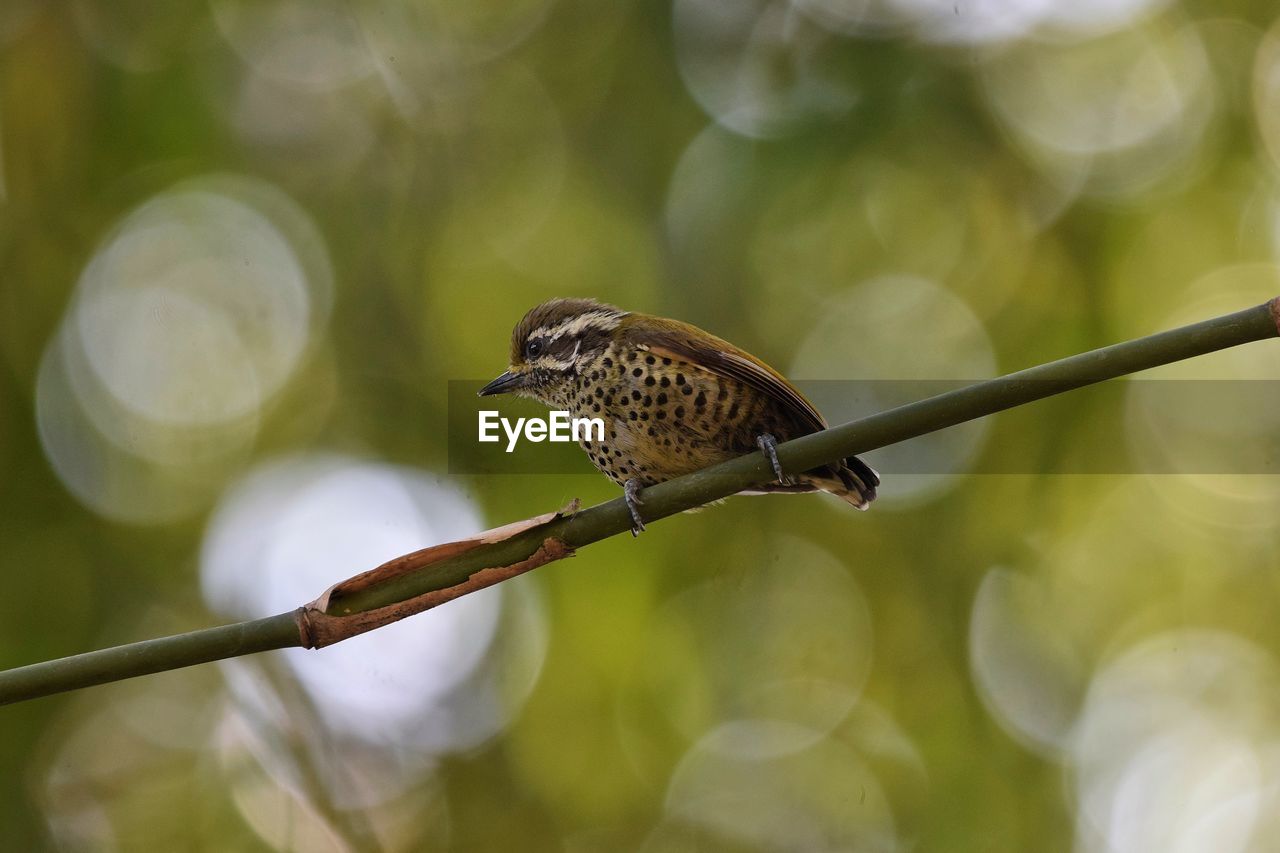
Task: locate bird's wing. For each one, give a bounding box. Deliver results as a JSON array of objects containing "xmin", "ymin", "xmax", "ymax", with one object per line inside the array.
[{"xmin": 637, "ymin": 316, "xmax": 828, "ymax": 434}]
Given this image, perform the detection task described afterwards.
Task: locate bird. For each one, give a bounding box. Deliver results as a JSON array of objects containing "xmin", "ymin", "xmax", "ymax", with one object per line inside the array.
[{"xmin": 478, "ymin": 298, "xmax": 879, "ymax": 534}]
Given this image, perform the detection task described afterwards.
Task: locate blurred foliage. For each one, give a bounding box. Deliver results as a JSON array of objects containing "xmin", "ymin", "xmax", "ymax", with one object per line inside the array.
[{"xmin": 5, "ymin": 0, "xmax": 1280, "ymax": 850}]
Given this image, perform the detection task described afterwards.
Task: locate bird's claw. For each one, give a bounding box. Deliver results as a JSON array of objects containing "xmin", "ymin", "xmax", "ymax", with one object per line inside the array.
[
  {"xmin": 624, "ymin": 479, "xmax": 646, "ymax": 536},
  {"xmin": 757, "ymin": 433, "xmax": 791, "ymax": 485}
]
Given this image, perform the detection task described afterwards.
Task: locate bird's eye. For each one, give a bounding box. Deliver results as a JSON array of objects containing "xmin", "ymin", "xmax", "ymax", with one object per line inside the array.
[{"xmin": 525, "ymin": 340, "xmax": 542, "ymax": 358}]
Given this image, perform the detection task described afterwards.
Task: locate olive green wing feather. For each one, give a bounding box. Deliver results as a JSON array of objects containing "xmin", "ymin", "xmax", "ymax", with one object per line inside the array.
[
  {"xmin": 633, "ymin": 314, "xmax": 879, "ymax": 506},
  {"xmin": 632, "ymin": 315, "xmax": 827, "ymax": 434}
]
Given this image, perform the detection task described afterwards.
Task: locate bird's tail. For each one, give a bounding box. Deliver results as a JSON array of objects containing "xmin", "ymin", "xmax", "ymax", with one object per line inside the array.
[
  {"xmin": 746, "ymin": 455, "xmax": 880, "ymax": 510},
  {"xmin": 832, "ymin": 455, "xmax": 880, "ymax": 510}
]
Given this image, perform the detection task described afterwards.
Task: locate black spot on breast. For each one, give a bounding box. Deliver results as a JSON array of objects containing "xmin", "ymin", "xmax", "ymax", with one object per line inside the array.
[
  {"xmin": 629, "ymin": 411, "xmax": 638, "ymax": 420},
  {"xmin": 595, "ymin": 387, "xmax": 604, "ymax": 397},
  {"xmin": 643, "ymin": 395, "xmax": 652, "ymax": 406},
  {"xmin": 603, "ymin": 357, "xmax": 613, "ymax": 367},
  {"xmin": 632, "ymin": 367, "xmax": 643, "ymax": 377},
  {"xmin": 644, "ymin": 376, "xmax": 655, "ymax": 387},
  {"xmin": 675, "ymin": 373, "xmax": 685, "ymax": 385},
  {"xmin": 645, "ymin": 355, "xmax": 655, "ymax": 365},
  {"xmin": 656, "ymin": 410, "xmax": 666, "ymax": 420},
  {"xmin": 682, "ymin": 385, "xmax": 693, "ymax": 395},
  {"xmin": 662, "ymin": 358, "xmax": 671, "ymax": 366},
  {"xmin": 631, "ymin": 390, "xmax": 642, "ymax": 401},
  {"xmin": 729, "ymin": 402, "xmax": 739, "ymax": 419},
  {"xmin": 675, "ymin": 406, "xmax": 685, "ymax": 418},
  {"xmin": 659, "ymin": 376, "xmax": 670, "ymax": 387},
  {"xmin": 695, "ymin": 391, "xmax": 707, "ymax": 408},
  {"xmin": 657, "ymin": 393, "xmax": 667, "ymax": 405}
]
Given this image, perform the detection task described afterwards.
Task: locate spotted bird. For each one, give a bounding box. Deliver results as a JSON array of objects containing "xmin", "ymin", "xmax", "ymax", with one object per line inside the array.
[{"xmin": 479, "ymin": 298, "xmax": 879, "ymax": 533}]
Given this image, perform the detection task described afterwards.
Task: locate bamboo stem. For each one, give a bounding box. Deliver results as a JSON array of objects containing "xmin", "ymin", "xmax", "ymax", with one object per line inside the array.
[{"xmin": 1, "ymin": 299, "xmax": 1275, "ymax": 706}]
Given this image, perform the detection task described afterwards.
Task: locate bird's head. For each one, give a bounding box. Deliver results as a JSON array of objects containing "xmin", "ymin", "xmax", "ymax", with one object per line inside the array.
[{"xmin": 478, "ymin": 298, "xmax": 628, "ymax": 403}]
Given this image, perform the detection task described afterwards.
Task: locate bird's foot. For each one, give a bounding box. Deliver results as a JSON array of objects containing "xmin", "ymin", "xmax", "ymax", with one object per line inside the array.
[
  {"xmin": 757, "ymin": 433, "xmax": 791, "ymax": 485},
  {"xmin": 624, "ymin": 479, "xmax": 646, "ymax": 536}
]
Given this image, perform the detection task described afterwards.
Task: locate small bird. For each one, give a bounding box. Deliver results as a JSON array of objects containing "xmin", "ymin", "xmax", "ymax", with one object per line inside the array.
[{"xmin": 478, "ymin": 298, "xmax": 879, "ymax": 534}]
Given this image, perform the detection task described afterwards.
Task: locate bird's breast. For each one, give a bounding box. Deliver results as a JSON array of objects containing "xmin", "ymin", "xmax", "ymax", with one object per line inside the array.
[{"xmin": 560, "ymin": 343, "xmax": 799, "ymax": 486}]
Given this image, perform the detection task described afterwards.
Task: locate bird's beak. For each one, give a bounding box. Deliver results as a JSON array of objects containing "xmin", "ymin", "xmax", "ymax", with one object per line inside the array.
[{"xmin": 478, "ymin": 370, "xmax": 525, "ymax": 397}]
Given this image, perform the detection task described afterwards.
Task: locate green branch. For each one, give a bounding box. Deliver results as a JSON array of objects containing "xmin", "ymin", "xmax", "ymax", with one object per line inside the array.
[{"xmin": 2, "ymin": 299, "xmax": 1277, "ymax": 706}]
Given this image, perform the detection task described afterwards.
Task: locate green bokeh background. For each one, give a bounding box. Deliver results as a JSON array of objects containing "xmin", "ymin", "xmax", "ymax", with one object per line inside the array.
[{"xmin": 4, "ymin": 1, "xmax": 1280, "ymax": 850}]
